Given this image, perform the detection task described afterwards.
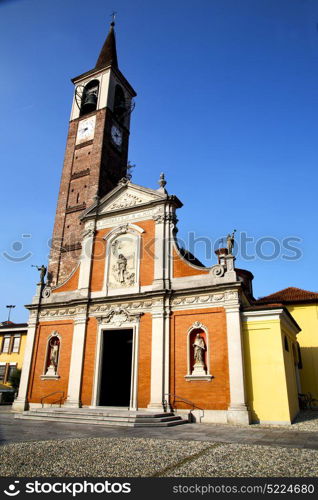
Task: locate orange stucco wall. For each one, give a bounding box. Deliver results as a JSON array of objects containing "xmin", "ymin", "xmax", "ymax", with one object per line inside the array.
[
  {"xmin": 138, "ymin": 220, "xmax": 155, "ymax": 287},
  {"xmin": 173, "ymin": 248, "xmax": 209, "ymax": 278},
  {"xmin": 52, "ymin": 266, "xmax": 80, "ymax": 293},
  {"xmin": 90, "ymin": 228, "xmax": 110, "ymax": 292},
  {"xmin": 170, "ymin": 308, "xmax": 229, "ymax": 410},
  {"xmin": 137, "ymin": 313, "xmax": 152, "ymax": 408}
]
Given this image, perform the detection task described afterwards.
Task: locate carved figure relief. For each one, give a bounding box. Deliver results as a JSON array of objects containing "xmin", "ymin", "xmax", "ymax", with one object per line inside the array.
[
  {"xmin": 108, "ymin": 235, "xmax": 137, "ymax": 289},
  {"xmin": 109, "ymin": 193, "xmax": 144, "ymax": 210}
]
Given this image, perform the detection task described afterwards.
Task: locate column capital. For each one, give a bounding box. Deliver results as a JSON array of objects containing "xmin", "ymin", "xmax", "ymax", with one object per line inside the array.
[
  {"xmin": 224, "ymin": 305, "xmax": 240, "ymax": 313},
  {"xmin": 74, "ymin": 316, "xmax": 87, "ymax": 326}
]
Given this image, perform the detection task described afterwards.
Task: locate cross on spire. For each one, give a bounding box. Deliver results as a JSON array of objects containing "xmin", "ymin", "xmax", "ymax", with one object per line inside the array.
[
  {"xmin": 95, "ymin": 13, "xmax": 118, "ymax": 69},
  {"xmin": 110, "ymin": 11, "xmax": 117, "ymax": 26}
]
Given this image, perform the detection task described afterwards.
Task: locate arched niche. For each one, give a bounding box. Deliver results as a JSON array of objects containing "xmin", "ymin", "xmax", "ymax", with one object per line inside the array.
[
  {"xmin": 185, "ymin": 321, "xmax": 213, "ymax": 381},
  {"xmin": 103, "ymin": 224, "xmax": 144, "ymax": 295},
  {"xmin": 41, "ymin": 331, "xmax": 61, "ymax": 379}
]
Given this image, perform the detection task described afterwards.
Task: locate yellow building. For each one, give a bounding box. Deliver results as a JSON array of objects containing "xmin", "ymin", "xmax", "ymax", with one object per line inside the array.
[
  {"xmin": 242, "ymin": 303, "xmax": 301, "ymax": 424},
  {"xmin": 256, "ymin": 287, "xmax": 318, "ymax": 402},
  {"xmin": 0, "ymin": 321, "xmax": 28, "ymax": 386}
]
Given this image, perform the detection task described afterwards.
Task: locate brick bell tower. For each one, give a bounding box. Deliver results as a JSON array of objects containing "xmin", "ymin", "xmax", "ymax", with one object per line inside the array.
[{"xmin": 48, "ymin": 21, "xmax": 136, "ymax": 285}]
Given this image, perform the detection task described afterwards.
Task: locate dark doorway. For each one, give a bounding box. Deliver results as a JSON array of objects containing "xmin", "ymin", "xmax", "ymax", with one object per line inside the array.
[{"xmin": 99, "ymin": 329, "xmax": 133, "ymax": 407}]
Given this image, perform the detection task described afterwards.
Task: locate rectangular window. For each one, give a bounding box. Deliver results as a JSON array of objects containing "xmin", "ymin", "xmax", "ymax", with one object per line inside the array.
[
  {"xmin": 12, "ymin": 336, "xmax": 21, "ymax": 353},
  {"xmin": 7, "ymin": 365, "xmax": 17, "ymax": 383},
  {"xmin": 0, "ymin": 365, "xmax": 5, "ymax": 382},
  {"xmin": 2, "ymin": 336, "xmax": 10, "ymax": 353}
]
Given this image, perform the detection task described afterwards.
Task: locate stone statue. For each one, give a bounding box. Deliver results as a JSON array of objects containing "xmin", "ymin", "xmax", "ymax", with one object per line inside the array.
[
  {"xmin": 32, "ymin": 264, "xmax": 47, "ymax": 285},
  {"xmin": 50, "ymin": 343, "xmax": 59, "ymax": 370},
  {"xmin": 110, "ymin": 239, "xmax": 136, "ymax": 288},
  {"xmin": 45, "ymin": 337, "xmax": 59, "ymax": 376},
  {"xmin": 116, "ymin": 254, "xmax": 127, "ymax": 283},
  {"xmin": 193, "ymin": 333, "xmax": 206, "ymax": 364},
  {"xmin": 226, "ymin": 230, "xmax": 236, "ymax": 255}
]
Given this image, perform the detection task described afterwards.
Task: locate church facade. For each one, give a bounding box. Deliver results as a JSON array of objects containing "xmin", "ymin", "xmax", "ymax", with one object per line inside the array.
[{"xmin": 13, "ymin": 24, "xmax": 303, "ymax": 425}]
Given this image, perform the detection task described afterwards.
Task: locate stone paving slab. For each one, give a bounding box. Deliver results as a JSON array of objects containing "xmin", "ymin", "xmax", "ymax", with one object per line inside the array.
[{"xmin": 1, "ymin": 411, "xmax": 318, "ymax": 449}]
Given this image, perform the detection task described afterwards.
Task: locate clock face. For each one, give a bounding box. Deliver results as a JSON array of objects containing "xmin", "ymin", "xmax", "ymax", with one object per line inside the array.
[
  {"xmin": 111, "ymin": 124, "xmax": 123, "ymax": 148},
  {"xmin": 76, "ymin": 116, "xmax": 96, "ymax": 144}
]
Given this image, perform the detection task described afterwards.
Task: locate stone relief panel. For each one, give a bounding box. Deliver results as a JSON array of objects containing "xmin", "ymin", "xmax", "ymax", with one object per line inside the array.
[
  {"xmin": 108, "ymin": 234, "xmax": 138, "ymax": 289},
  {"xmin": 96, "ymin": 307, "xmax": 143, "ymax": 327},
  {"xmin": 108, "ymin": 192, "xmax": 144, "ymax": 210}
]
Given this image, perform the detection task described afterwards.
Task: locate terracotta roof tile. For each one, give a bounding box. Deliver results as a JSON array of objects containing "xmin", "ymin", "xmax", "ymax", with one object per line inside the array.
[{"xmin": 256, "ymin": 287, "xmax": 318, "ymax": 305}]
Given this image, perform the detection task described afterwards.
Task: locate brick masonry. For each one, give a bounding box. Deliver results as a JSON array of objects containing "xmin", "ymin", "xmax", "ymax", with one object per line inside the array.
[
  {"xmin": 48, "ymin": 105, "xmax": 129, "ymax": 286},
  {"xmin": 170, "ymin": 308, "xmax": 230, "ymax": 410}
]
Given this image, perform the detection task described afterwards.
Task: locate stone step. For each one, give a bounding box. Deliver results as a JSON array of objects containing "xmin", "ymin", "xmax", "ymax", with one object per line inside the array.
[
  {"xmin": 15, "ymin": 413, "xmax": 186, "ymax": 427},
  {"xmin": 18, "ymin": 411, "xmax": 181, "ymax": 424},
  {"xmin": 25, "ymin": 408, "xmax": 174, "ymax": 418}
]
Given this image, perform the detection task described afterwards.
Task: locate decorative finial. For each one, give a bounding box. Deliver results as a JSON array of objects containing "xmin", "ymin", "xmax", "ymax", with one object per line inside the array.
[
  {"xmin": 158, "ymin": 172, "xmax": 167, "ymax": 191},
  {"xmin": 110, "ymin": 11, "xmax": 117, "ymax": 27}
]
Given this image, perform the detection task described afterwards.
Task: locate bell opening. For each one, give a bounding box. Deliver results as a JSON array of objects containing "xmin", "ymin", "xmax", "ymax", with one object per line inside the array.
[{"xmin": 80, "ymin": 80, "xmax": 99, "ymax": 116}]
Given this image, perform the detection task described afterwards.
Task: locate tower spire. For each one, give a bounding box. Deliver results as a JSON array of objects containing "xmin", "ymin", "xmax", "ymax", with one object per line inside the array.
[{"xmin": 95, "ymin": 19, "xmax": 118, "ymax": 70}]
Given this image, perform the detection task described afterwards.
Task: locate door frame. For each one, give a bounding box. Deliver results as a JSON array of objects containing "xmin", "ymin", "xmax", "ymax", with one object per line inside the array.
[{"xmin": 91, "ymin": 322, "xmax": 140, "ymax": 410}]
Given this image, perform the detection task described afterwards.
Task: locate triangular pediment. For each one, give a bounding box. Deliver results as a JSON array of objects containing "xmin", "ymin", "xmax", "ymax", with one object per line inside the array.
[
  {"xmin": 81, "ymin": 180, "xmax": 180, "ymax": 220},
  {"xmin": 101, "ymin": 184, "xmax": 165, "ymax": 213}
]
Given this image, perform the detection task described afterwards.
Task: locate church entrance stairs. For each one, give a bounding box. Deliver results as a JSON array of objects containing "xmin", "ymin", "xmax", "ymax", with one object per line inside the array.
[{"xmin": 14, "ymin": 407, "xmax": 187, "ymax": 427}]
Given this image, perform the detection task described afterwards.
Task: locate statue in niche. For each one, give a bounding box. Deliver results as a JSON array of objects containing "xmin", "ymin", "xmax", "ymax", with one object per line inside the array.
[
  {"xmin": 116, "ymin": 254, "xmax": 127, "ymax": 283},
  {"xmin": 193, "ymin": 334, "xmax": 206, "ymax": 364},
  {"xmin": 45, "ymin": 337, "xmax": 60, "ymax": 376},
  {"xmin": 191, "ymin": 333, "xmax": 207, "ymax": 376},
  {"xmin": 110, "ymin": 239, "xmax": 136, "ymax": 288}
]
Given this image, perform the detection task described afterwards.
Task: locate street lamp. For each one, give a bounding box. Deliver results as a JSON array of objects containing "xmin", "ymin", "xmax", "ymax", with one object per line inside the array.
[{"xmin": 6, "ymin": 305, "xmax": 15, "ymax": 322}]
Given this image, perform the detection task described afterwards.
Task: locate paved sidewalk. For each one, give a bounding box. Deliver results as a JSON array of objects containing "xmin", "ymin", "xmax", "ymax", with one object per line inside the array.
[{"xmin": 1, "ymin": 408, "xmax": 318, "ymax": 449}]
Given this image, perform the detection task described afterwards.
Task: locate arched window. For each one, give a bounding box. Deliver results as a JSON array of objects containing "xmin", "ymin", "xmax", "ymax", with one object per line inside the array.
[
  {"xmin": 44, "ymin": 333, "xmax": 61, "ymax": 377},
  {"xmin": 113, "ymin": 85, "xmax": 126, "ymax": 122},
  {"xmin": 80, "ymin": 80, "xmax": 99, "ymax": 116}
]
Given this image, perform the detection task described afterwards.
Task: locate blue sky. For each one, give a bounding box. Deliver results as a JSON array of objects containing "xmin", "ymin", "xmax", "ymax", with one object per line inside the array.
[{"xmin": 0, "ymin": 0, "xmax": 317, "ymax": 322}]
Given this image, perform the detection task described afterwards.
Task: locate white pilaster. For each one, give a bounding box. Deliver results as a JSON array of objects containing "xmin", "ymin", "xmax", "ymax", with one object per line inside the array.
[
  {"xmin": 64, "ymin": 316, "xmax": 87, "ymax": 407},
  {"xmin": 78, "ymin": 227, "xmax": 95, "ymax": 296},
  {"xmin": 148, "ymin": 303, "xmax": 166, "ymax": 410},
  {"xmin": 12, "ymin": 315, "xmax": 38, "ymax": 412},
  {"xmin": 164, "ymin": 303, "xmax": 171, "ymax": 400},
  {"xmin": 152, "ymin": 206, "xmax": 176, "ymax": 291},
  {"xmin": 225, "ymin": 305, "xmax": 250, "ymax": 425},
  {"xmin": 152, "ymin": 215, "xmax": 166, "ymax": 289}
]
